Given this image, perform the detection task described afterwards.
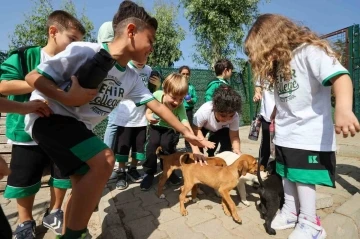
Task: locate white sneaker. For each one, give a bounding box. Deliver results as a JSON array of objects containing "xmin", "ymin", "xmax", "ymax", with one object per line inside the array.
[
  {"xmin": 288, "ymin": 218, "xmax": 327, "ymax": 239},
  {"xmin": 271, "ymin": 210, "xmax": 297, "ymax": 230}
]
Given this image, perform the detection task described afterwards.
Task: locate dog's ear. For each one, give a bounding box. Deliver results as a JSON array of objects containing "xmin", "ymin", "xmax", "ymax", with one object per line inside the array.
[{"xmin": 238, "ymin": 160, "xmax": 249, "ymax": 176}]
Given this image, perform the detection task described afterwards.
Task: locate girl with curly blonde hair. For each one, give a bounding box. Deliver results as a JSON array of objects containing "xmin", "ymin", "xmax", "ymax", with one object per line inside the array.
[{"xmin": 245, "ymin": 14, "xmax": 360, "ymax": 239}]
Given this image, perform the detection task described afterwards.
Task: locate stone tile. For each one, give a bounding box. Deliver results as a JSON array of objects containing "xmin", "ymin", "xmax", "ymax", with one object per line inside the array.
[
  {"xmin": 316, "ymin": 192, "xmax": 333, "ymax": 209},
  {"xmin": 144, "ymin": 201, "xmax": 182, "ymax": 224},
  {"xmin": 147, "ymin": 229, "xmax": 169, "ymax": 239},
  {"xmin": 192, "ymin": 218, "xmax": 236, "ymax": 239},
  {"xmin": 112, "ymin": 188, "xmax": 137, "ymax": 205},
  {"xmin": 158, "ymin": 217, "xmax": 206, "ymax": 239},
  {"xmin": 335, "ymin": 193, "xmax": 360, "ymax": 230},
  {"xmin": 125, "ymin": 215, "xmax": 159, "ymax": 239},
  {"xmin": 118, "ymin": 200, "xmax": 152, "ymax": 223},
  {"xmin": 101, "ymin": 225, "xmax": 127, "ymax": 239},
  {"xmin": 136, "ymin": 190, "xmax": 166, "ymax": 207},
  {"xmin": 184, "ymin": 208, "xmax": 215, "ymax": 227},
  {"xmin": 322, "ymin": 213, "xmax": 358, "ymax": 239}
]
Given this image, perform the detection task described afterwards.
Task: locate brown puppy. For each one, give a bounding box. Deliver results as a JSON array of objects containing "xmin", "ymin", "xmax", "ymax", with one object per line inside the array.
[
  {"xmin": 156, "ymin": 147, "xmax": 226, "ymax": 199},
  {"xmin": 179, "ymin": 154, "xmax": 258, "ymax": 224}
]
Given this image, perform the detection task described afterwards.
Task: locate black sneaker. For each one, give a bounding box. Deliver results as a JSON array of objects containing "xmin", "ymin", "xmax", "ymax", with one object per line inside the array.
[
  {"xmin": 42, "ymin": 208, "xmax": 63, "ymax": 235},
  {"xmin": 140, "ymin": 174, "xmax": 154, "ymax": 191},
  {"xmin": 168, "ymin": 172, "xmax": 182, "ymax": 185},
  {"xmin": 14, "ymin": 220, "xmax": 36, "ymax": 239},
  {"xmin": 127, "ymin": 167, "xmax": 143, "ymax": 183},
  {"xmin": 116, "ymin": 172, "xmax": 129, "ymax": 190}
]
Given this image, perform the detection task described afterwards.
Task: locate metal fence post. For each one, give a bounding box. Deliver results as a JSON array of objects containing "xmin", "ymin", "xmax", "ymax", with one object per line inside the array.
[{"xmin": 352, "ymin": 24, "xmax": 360, "ymax": 120}]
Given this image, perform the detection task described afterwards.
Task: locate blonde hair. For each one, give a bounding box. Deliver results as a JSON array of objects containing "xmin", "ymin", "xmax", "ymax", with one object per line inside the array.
[
  {"xmin": 245, "ymin": 14, "xmax": 337, "ymax": 83},
  {"xmin": 162, "ymin": 73, "xmax": 188, "ymax": 96}
]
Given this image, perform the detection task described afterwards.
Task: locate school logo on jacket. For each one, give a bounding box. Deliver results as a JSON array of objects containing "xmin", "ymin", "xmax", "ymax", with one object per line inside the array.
[
  {"xmin": 90, "ymin": 75, "xmax": 124, "ymax": 116},
  {"xmin": 276, "ymin": 69, "xmax": 299, "ymax": 102}
]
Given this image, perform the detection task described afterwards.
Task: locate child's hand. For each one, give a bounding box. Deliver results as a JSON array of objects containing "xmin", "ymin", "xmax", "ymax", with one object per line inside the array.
[
  {"xmin": 233, "ymin": 149, "xmax": 242, "ymax": 155},
  {"xmin": 183, "ymin": 131, "xmax": 215, "ymax": 149},
  {"xmin": 20, "ymin": 100, "xmax": 52, "ymax": 117},
  {"xmin": 146, "ymin": 114, "xmax": 159, "ymax": 124},
  {"xmin": 62, "ymin": 76, "xmax": 98, "ymax": 106},
  {"xmin": 149, "ymin": 76, "xmax": 161, "ymax": 90},
  {"xmin": 253, "ymin": 92, "xmax": 262, "ymax": 102},
  {"xmin": 334, "ymin": 109, "xmax": 360, "ymax": 137},
  {"xmin": 193, "ymin": 153, "xmax": 208, "ymax": 166},
  {"xmin": 0, "ymin": 156, "xmax": 10, "ymax": 180}
]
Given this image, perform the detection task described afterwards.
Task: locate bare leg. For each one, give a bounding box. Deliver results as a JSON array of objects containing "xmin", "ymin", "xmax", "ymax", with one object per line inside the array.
[
  {"xmin": 49, "ymin": 187, "xmax": 66, "ymax": 211},
  {"xmin": 17, "ymin": 195, "xmax": 35, "ymax": 223}
]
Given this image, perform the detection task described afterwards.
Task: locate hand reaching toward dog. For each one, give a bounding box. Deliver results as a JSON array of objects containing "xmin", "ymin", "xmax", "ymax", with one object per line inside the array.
[
  {"xmin": 233, "ymin": 149, "xmax": 242, "ymax": 155},
  {"xmin": 193, "ymin": 153, "xmax": 208, "ymax": 166}
]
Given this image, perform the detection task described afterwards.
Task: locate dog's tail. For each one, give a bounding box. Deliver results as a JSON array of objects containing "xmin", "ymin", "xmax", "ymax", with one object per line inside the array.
[
  {"xmin": 179, "ymin": 153, "xmax": 193, "ymax": 166},
  {"xmin": 156, "ymin": 146, "xmax": 163, "ymax": 158},
  {"xmin": 257, "ymin": 157, "xmax": 265, "ymax": 188}
]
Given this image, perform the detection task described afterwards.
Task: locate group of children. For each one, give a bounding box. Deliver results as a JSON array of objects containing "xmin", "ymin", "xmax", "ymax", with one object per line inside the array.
[{"xmin": 0, "ymin": 1, "xmax": 359, "ymax": 239}]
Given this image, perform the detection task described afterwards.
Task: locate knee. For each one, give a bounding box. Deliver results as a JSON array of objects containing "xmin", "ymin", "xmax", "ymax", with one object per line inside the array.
[{"xmin": 89, "ymin": 149, "xmax": 115, "ymax": 176}]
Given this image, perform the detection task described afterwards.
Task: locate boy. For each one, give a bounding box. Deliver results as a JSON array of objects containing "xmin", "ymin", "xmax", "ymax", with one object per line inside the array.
[
  {"xmin": 0, "ymin": 98, "xmax": 51, "ymax": 239},
  {"xmin": 204, "ymin": 59, "xmax": 234, "ymax": 102},
  {"xmin": 141, "ymin": 73, "xmax": 210, "ymax": 190},
  {"xmin": 24, "ymin": 2, "xmax": 211, "ymax": 238},
  {"xmin": 0, "ymin": 10, "xmax": 85, "ymax": 238},
  {"xmin": 97, "ymin": 21, "xmax": 161, "ymax": 188}
]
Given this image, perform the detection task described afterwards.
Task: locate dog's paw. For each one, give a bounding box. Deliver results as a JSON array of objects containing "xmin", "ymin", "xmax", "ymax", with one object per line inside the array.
[
  {"xmin": 197, "ymin": 187, "xmax": 205, "ymax": 195},
  {"xmin": 267, "ymin": 228, "xmax": 276, "ymax": 235},
  {"xmin": 241, "ymin": 200, "xmax": 250, "ymax": 207},
  {"xmin": 180, "ymin": 209, "xmax": 188, "ymax": 216},
  {"xmin": 233, "ymin": 218, "xmax": 242, "ymax": 225},
  {"xmin": 159, "ymin": 194, "xmax": 166, "ymax": 199},
  {"xmin": 192, "ymin": 197, "xmax": 200, "ymax": 203}
]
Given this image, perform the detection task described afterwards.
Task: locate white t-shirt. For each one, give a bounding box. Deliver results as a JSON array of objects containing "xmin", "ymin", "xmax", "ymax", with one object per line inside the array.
[
  {"xmin": 25, "ymin": 42, "xmax": 154, "ymax": 135},
  {"xmin": 193, "ymin": 101, "xmax": 239, "ymax": 132},
  {"xmin": 255, "ymin": 80, "xmax": 275, "ymax": 122},
  {"xmin": 109, "ymin": 61, "xmax": 152, "ymax": 127},
  {"xmin": 274, "ymin": 44, "xmax": 349, "ymax": 152},
  {"xmin": 9, "ymin": 49, "xmax": 51, "ymax": 146}
]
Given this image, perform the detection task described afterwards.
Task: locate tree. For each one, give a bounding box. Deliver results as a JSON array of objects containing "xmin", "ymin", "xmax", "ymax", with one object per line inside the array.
[
  {"xmin": 147, "ymin": 0, "xmax": 186, "ymax": 67},
  {"xmin": 8, "ymin": 0, "xmax": 95, "ymax": 49},
  {"xmin": 181, "ymin": 0, "xmax": 264, "ymax": 69}
]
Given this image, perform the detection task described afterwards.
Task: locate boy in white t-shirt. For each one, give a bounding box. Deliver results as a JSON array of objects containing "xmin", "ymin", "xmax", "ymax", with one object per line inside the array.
[
  {"xmin": 245, "ymin": 14, "xmax": 360, "ymax": 239},
  {"xmin": 23, "ymin": 2, "xmax": 210, "ymax": 238},
  {"xmin": 193, "ymin": 85, "xmax": 242, "ymax": 156}
]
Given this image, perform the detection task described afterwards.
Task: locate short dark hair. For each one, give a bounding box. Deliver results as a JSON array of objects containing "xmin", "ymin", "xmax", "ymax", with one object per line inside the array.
[
  {"xmin": 214, "ymin": 59, "xmax": 234, "ymax": 76},
  {"xmin": 178, "ymin": 65, "xmax": 191, "ymax": 75},
  {"xmin": 112, "ymin": 1, "xmax": 158, "ymax": 37},
  {"xmin": 47, "ymin": 10, "xmax": 86, "ymax": 35},
  {"xmin": 212, "ymin": 85, "xmax": 241, "ymax": 114}
]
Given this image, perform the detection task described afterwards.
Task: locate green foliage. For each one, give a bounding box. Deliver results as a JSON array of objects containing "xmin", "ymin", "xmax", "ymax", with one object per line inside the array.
[
  {"xmin": 9, "ymin": 0, "xmax": 95, "ymax": 49},
  {"xmin": 0, "ymin": 51, "xmax": 8, "ymax": 65},
  {"xmin": 180, "ymin": 0, "xmax": 263, "ymax": 68},
  {"xmin": 147, "ymin": 0, "xmax": 186, "ymax": 67}
]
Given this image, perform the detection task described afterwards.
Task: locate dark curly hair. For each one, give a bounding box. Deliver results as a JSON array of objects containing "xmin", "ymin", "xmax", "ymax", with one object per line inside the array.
[{"xmin": 212, "ymin": 85, "xmax": 242, "ymax": 114}]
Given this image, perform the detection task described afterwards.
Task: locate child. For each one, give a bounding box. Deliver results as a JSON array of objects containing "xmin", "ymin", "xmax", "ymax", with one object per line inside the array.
[
  {"xmin": 204, "ymin": 59, "xmax": 234, "ymax": 102},
  {"xmin": 0, "ymin": 98, "xmax": 51, "ymax": 239},
  {"xmin": 110, "ymin": 59, "xmax": 161, "ymax": 190},
  {"xmin": 193, "ymin": 85, "xmax": 242, "ymax": 156},
  {"xmin": 0, "ymin": 10, "xmax": 85, "ymax": 237},
  {"xmin": 253, "ymin": 79, "xmax": 275, "ymax": 169},
  {"xmin": 179, "ymin": 65, "xmax": 198, "ymax": 152},
  {"xmin": 24, "ymin": 2, "xmax": 211, "ymax": 238},
  {"xmin": 141, "ymin": 73, "xmax": 212, "ymax": 191},
  {"xmin": 97, "ymin": 21, "xmax": 161, "ymax": 188},
  {"xmin": 245, "ymin": 14, "xmax": 360, "ymax": 239}
]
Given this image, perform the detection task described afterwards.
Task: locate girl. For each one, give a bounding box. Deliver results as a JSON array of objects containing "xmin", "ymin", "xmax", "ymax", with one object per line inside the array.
[
  {"xmin": 192, "ymin": 85, "xmax": 242, "ymax": 156},
  {"xmin": 179, "ymin": 66, "xmax": 198, "ymax": 152},
  {"xmin": 245, "ymin": 14, "xmax": 360, "ymax": 239}
]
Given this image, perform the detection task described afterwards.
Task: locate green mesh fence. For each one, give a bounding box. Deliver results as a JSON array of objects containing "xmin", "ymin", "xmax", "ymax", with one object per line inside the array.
[{"xmin": 93, "ymin": 67, "xmax": 251, "ymax": 140}]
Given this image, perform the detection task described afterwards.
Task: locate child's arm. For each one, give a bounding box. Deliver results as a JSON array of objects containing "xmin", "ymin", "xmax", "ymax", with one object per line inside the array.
[
  {"xmin": 253, "ymin": 86, "xmax": 262, "ymax": 102},
  {"xmin": 26, "ymin": 71, "xmax": 98, "ymax": 106},
  {"xmin": 145, "ymin": 107, "xmax": 159, "ymax": 124},
  {"xmin": 0, "ymin": 80, "xmax": 33, "ymax": 95},
  {"xmin": 332, "ymin": 74, "xmax": 360, "ymax": 137},
  {"xmin": 182, "ymin": 121, "xmax": 214, "ymax": 154},
  {"xmin": 146, "ymin": 100, "xmax": 214, "ymax": 148},
  {"xmin": 229, "ymin": 130, "xmax": 241, "ymax": 155},
  {"xmin": 0, "ymin": 97, "xmax": 51, "ymax": 116},
  {"xmin": 0, "ymin": 155, "xmax": 10, "ymax": 180}
]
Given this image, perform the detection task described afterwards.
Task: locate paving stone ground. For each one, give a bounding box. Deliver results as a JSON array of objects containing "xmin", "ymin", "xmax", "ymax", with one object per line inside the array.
[{"xmin": 1, "ymin": 127, "xmax": 360, "ymax": 239}]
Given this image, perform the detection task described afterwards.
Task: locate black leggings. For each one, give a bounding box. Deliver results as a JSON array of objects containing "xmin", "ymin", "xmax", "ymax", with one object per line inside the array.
[
  {"xmin": 259, "ymin": 116, "xmax": 271, "ymax": 167},
  {"xmin": 201, "ymin": 128, "xmax": 232, "ymax": 156}
]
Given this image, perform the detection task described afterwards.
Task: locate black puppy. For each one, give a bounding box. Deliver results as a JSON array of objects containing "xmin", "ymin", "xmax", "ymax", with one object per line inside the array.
[{"xmin": 257, "ymin": 160, "xmax": 284, "ymax": 235}]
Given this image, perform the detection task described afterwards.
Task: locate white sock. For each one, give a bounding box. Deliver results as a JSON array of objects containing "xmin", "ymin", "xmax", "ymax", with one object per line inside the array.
[
  {"xmin": 282, "ymin": 178, "xmax": 299, "ymax": 216},
  {"xmin": 296, "ymin": 182, "xmax": 319, "ymax": 225}
]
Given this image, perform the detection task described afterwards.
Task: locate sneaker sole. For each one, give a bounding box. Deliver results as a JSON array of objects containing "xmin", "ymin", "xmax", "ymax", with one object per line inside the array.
[
  {"xmin": 42, "ymin": 222, "xmax": 62, "ymax": 235},
  {"xmin": 271, "ymin": 223, "xmax": 296, "ymax": 230},
  {"xmin": 128, "ymin": 174, "xmax": 143, "ymax": 183}
]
